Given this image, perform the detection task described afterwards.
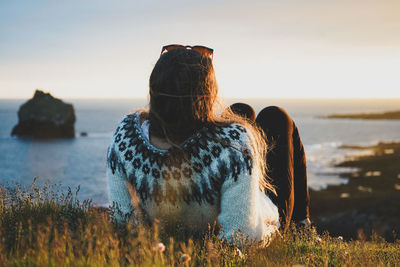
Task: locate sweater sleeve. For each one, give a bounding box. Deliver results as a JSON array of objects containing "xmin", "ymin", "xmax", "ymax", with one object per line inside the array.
[
  {"xmin": 106, "ymin": 138, "xmax": 136, "ymax": 224},
  {"xmin": 217, "ymin": 128, "xmax": 280, "ymax": 244}
]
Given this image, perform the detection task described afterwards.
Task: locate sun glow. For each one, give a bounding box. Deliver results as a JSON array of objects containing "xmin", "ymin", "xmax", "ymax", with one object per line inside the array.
[{"xmin": 1, "ymin": 0, "xmax": 399, "ymax": 99}]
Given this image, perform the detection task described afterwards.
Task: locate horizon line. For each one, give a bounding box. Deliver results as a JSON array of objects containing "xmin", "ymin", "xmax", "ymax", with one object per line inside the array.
[{"xmin": 2, "ymin": 96, "xmax": 400, "ymax": 101}]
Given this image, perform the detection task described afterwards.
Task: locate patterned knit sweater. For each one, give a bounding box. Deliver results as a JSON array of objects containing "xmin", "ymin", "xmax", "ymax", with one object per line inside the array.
[{"xmin": 107, "ymin": 112, "xmax": 279, "ymax": 242}]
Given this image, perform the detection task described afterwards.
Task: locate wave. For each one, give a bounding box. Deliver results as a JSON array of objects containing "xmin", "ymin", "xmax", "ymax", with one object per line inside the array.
[{"xmin": 305, "ymin": 142, "xmax": 368, "ymax": 190}]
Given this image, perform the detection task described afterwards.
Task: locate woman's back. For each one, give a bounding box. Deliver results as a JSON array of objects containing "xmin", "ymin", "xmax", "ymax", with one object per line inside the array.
[{"xmin": 107, "ymin": 111, "xmax": 279, "ymax": 240}]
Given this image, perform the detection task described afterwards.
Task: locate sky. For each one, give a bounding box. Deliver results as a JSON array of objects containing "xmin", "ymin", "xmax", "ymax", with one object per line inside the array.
[{"xmin": 0, "ymin": 0, "xmax": 399, "ymax": 99}]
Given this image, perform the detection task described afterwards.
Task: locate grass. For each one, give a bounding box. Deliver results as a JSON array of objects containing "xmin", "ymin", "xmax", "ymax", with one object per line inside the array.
[{"xmin": 0, "ymin": 179, "xmax": 399, "ymax": 266}]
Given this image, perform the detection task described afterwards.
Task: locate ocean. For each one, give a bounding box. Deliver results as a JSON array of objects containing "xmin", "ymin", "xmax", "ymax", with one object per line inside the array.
[{"xmin": 1, "ymin": 98, "xmax": 400, "ymax": 206}]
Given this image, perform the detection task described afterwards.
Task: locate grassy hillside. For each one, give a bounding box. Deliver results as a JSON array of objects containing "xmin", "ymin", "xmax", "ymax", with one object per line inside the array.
[{"xmin": 0, "ymin": 180, "xmax": 399, "ymax": 266}]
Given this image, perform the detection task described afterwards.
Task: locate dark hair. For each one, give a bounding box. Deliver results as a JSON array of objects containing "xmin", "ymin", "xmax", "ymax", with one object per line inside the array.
[
  {"xmin": 149, "ymin": 49, "xmax": 217, "ymax": 143},
  {"xmin": 145, "ymin": 48, "xmax": 274, "ymax": 194}
]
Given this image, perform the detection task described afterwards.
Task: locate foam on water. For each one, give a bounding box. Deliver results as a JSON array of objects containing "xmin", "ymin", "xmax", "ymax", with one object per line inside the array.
[{"xmin": 306, "ymin": 142, "xmax": 355, "ymax": 190}]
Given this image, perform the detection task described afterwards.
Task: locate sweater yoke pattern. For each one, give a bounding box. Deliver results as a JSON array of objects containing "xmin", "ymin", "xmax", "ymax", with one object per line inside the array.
[{"xmin": 107, "ymin": 113, "xmax": 252, "ymax": 208}]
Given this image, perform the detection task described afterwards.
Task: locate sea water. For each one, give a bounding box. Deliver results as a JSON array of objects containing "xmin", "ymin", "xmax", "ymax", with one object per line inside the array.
[{"xmin": 1, "ymin": 98, "xmax": 400, "ymax": 206}]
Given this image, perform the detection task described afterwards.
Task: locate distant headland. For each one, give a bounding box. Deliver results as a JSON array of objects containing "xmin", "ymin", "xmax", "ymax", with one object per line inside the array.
[{"xmin": 321, "ymin": 110, "xmax": 400, "ymax": 120}]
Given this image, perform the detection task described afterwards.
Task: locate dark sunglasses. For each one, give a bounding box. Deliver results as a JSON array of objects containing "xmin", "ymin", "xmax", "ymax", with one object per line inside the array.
[{"xmin": 161, "ymin": 44, "xmax": 214, "ymax": 60}]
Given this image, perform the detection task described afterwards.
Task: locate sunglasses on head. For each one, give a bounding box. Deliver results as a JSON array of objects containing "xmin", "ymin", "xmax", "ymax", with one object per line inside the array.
[{"xmin": 161, "ymin": 44, "xmax": 214, "ymax": 60}]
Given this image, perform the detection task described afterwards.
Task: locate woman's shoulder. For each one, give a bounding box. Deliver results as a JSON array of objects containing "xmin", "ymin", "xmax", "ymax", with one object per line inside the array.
[
  {"xmin": 113, "ymin": 110, "xmax": 150, "ymax": 136},
  {"xmin": 116, "ymin": 109, "xmax": 148, "ymax": 127},
  {"xmin": 212, "ymin": 122, "xmax": 254, "ymax": 146},
  {"xmin": 112, "ymin": 112, "xmax": 139, "ymax": 136},
  {"xmin": 109, "ymin": 111, "xmax": 148, "ymax": 152}
]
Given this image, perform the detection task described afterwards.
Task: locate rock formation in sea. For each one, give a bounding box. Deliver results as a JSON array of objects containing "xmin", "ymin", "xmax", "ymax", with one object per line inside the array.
[{"xmin": 11, "ymin": 90, "xmax": 76, "ymax": 138}]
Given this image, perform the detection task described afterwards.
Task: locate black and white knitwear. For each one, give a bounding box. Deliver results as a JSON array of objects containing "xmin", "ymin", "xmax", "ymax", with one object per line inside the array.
[{"xmin": 107, "ymin": 112, "xmax": 279, "ymax": 242}]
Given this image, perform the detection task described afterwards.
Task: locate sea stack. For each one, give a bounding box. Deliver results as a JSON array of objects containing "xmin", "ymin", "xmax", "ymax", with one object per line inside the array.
[{"xmin": 11, "ymin": 89, "xmax": 76, "ymax": 139}]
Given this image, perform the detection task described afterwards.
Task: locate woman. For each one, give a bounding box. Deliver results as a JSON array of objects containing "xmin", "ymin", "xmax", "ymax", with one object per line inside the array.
[{"xmin": 107, "ymin": 45, "xmax": 279, "ymax": 243}]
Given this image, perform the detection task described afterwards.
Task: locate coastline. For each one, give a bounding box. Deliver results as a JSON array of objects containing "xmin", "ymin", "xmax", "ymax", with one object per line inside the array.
[
  {"xmin": 321, "ymin": 110, "xmax": 400, "ymax": 120},
  {"xmin": 310, "ymin": 141, "xmax": 400, "ymax": 241}
]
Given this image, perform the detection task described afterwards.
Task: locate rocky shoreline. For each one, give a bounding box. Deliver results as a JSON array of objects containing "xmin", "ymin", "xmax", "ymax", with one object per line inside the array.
[{"xmin": 310, "ymin": 142, "xmax": 400, "ymax": 241}]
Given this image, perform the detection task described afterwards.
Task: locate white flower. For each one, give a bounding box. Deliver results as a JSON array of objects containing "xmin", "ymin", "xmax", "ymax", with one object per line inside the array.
[
  {"xmin": 155, "ymin": 242, "xmax": 165, "ymax": 252},
  {"xmin": 235, "ymin": 248, "xmax": 244, "ymax": 259}
]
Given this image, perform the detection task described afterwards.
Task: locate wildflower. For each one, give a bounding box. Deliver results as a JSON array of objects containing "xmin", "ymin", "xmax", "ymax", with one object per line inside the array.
[
  {"xmin": 155, "ymin": 242, "xmax": 165, "ymax": 252},
  {"xmin": 337, "ymin": 236, "xmax": 343, "ymax": 241},
  {"xmin": 235, "ymin": 248, "xmax": 244, "ymax": 259},
  {"xmin": 180, "ymin": 254, "xmax": 191, "ymax": 264}
]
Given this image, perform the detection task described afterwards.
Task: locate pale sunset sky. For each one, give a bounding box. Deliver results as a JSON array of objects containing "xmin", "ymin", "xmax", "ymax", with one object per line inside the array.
[{"xmin": 0, "ymin": 0, "xmax": 399, "ymax": 99}]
